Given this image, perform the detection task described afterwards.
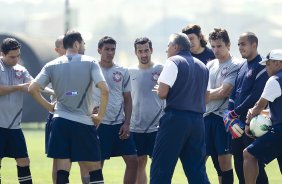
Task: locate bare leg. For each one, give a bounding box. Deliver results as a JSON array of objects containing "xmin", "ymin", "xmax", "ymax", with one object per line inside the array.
[
  {"xmin": 136, "ymin": 156, "xmax": 147, "ymax": 184},
  {"xmin": 56, "ymin": 159, "xmax": 72, "ymax": 171},
  {"xmin": 52, "ymin": 159, "xmax": 57, "ymax": 184},
  {"xmin": 243, "ymin": 149, "xmax": 258, "ymax": 184},
  {"xmin": 79, "ymin": 161, "xmax": 103, "ymax": 183},
  {"xmin": 78, "ymin": 162, "xmax": 90, "ymax": 184},
  {"xmin": 15, "ymin": 157, "xmax": 32, "ymax": 184},
  {"xmin": 122, "ymin": 155, "xmax": 138, "ymax": 184},
  {"xmin": 218, "ymin": 154, "xmax": 233, "ymax": 184}
]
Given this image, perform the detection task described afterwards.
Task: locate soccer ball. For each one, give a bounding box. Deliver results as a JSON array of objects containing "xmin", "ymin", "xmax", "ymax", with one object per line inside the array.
[{"xmin": 250, "ymin": 115, "xmax": 272, "ymax": 137}]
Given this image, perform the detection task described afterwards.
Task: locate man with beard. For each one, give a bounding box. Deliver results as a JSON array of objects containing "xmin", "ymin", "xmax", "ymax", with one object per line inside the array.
[
  {"xmin": 29, "ymin": 30, "xmax": 108, "ymax": 184},
  {"xmin": 129, "ymin": 37, "xmax": 164, "ymax": 184}
]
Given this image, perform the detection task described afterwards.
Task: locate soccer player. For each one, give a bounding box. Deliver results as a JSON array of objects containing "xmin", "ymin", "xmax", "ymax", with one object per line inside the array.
[
  {"xmin": 93, "ymin": 36, "xmax": 138, "ymax": 184},
  {"xmin": 45, "ymin": 35, "xmax": 66, "ymax": 184},
  {"xmin": 0, "ymin": 38, "xmax": 33, "ymax": 184},
  {"xmin": 150, "ymin": 33, "xmax": 210, "ymax": 184},
  {"xmin": 182, "ymin": 24, "xmax": 215, "ymax": 64},
  {"xmin": 46, "ymin": 35, "xmax": 91, "ymax": 184},
  {"xmin": 54, "ymin": 35, "xmax": 66, "ymax": 56},
  {"xmin": 244, "ymin": 49, "xmax": 282, "ymax": 184},
  {"xmin": 226, "ymin": 32, "xmax": 269, "ymax": 184},
  {"xmin": 205, "ymin": 28, "xmax": 241, "ymax": 184},
  {"xmin": 29, "ymin": 30, "xmax": 109, "ymax": 184},
  {"xmin": 129, "ymin": 37, "xmax": 164, "ymax": 184},
  {"xmin": 182, "ymin": 24, "xmax": 227, "ymax": 182}
]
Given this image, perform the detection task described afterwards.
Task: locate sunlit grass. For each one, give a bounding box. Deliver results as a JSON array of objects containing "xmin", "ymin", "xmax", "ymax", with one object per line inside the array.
[{"xmin": 1, "ymin": 124, "xmax": 281, "ymax": 183}]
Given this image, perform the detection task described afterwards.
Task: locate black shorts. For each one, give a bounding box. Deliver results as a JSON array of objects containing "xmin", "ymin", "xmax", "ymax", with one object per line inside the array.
[
  {"xmin": 131, "ymin": 131, "xmax": 157, "ymax": 157},
  {"xmin": 45, "ymin": 113, "xmax": 54, "ymax": 154},
  {"xmin": 97, "ymin": 123, "xmax": 137, "ymax": 160},
  {"xmin": 0, "ymin": 127, "xmax": 29, "ymax": 158},
  {"xmin": 247, "ymin": 124, "xmax": 282, "ymax": 166},
  {"xmin": 204, "ymin": 113, "xmax": 232, "ymax": 156},
  {"xmin": 47, "ymin": 117, "xmax": 101, "ymax": 162}
]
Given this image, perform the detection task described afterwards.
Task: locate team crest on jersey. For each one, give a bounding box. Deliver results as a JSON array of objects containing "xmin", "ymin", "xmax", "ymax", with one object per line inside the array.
[
  {"xmin": 15, "ymin": 70, "xmax": 23, "ymax": 79},
  {"xmin": 113, "ymin": 71, "xmax": 122, "ymax": 82},
  {"xmin": 247, "ymin": 69, "xmax": 253, "ymax": 77},
  {"xmin": 221, "ymin": 67, "xmax": 228, "ymax": 77},
  {"xmin": 152, "ymin": 72, "xmax": 160, "ymax": 82}
]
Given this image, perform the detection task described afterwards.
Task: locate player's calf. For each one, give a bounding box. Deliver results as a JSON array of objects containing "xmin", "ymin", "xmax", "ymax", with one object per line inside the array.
[
  {"xmin": 89, "ymin": 169, "xmax": 104, "ymax": 184},
  {"xmin": 16, "ymin": 157, "xmax": 32, "ymax": 184},
  {"xmin": 56, "ymin": 170, "xmax": 69, "ymax": 184},
  {"xmin": 17, "ymin": 165, "xmax": 32, "ymax": 184}
]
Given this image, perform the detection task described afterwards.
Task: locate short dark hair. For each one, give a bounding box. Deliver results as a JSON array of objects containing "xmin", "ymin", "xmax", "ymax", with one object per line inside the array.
[
  {"xmin": 170, "ymin": 33, "xmax": 190, "ymax": 51},
  {"xmin": 63, "ymin": 30, "xmax": 83, "ymax": 49},
  {"xmin": 98, "ymin": 36, "xmax": 116, "ymax": 49},
  {"xmin": 1, "ymin": 38, "xmax": 21, "ymax": 55},
  {"xmin": 134, "ymin": 37, "xmax": 152, "ymax": 50},
  {"xmin": 209, "ymin": 28, "xmax": 230, "ymax": 45},
  {"xmin": 182, "ymin": 24, "xmax": 207, "ymax": 47},
  {"xmin": 244, "ymin": 32, "xmax": 258, "ymax": 48}
]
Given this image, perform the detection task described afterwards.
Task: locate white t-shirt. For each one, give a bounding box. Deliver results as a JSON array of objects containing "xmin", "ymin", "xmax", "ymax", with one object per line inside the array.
[
  {"xmin": 158, "ymin": 59, "xmax": 178, "ymax": 87},
  {"xmin": 261, "ymin": 76, "xmax": 282, "ymax": 102}
]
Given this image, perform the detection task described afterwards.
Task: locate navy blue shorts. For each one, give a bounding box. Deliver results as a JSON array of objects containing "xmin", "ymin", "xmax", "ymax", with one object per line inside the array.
[
  {"xmin": 131, "ymin": 131, "xmax": 157, "ymax": 157},
  {"xmin": 47, "ymin": 117, "xmax": 101, "ymax": 162},
  {"xmin": 150, "ymin": 110, "xmax": 209, "ymax": 184},
  {"xmin": 45, "ymin": 113, "xmax": 54, "ymax": 154},
  {"xmin": 247, "ymin": 124, "xmax": 282, "ymax": 166},
  {"xmin": 0, "ymin": 127, "xmax": 29, "ymax": 158},
  {"xmin": 97, "ymin": 123, "xmax": 137, "ymax": 160},
  {"xmin": 204, "ymin": 113, "xmax": 231, "ymax": 155}
]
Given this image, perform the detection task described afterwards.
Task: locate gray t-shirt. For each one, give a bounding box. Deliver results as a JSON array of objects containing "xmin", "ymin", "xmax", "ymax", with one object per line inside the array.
[
  {"xmin": 0, "ymin": 59, "xmax": 33, "ymax": 129},
  {"xmin": 34, "ymin": 54, "xmax": 105, "ymax": 125},
  {"xmin": 205, "ymin": 57, "xmax": 241, "ymax": 117},
  {"xmin": 129, "ymin": 63, "xmax": 164, "ymax": 133},
  {"xmin": 93, "ymin": 63, "xmax": 131, "ymax": 125}
]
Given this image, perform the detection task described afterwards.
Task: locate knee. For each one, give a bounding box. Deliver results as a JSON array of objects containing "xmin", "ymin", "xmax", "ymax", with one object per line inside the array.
[
  {"xmin": 137, "ymin": 156, "xmax": 147, "ymax": 167},
  {"xmin": 125, "ymin": 155, "xmax": 138, "ymax": 168},
  {"xmin": 243, "ymin": 148, "xmax": 254, "ymax": 161},
  {"xmin": 16, "ymin": 157, "xmax": 30, "ymax": 167},
  {"xmin": 218, "ymin": 155, "xmax": 232, "ymax": 171}
]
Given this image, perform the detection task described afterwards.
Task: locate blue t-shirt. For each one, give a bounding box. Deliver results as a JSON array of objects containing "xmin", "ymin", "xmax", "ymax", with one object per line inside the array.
[
  {"xmin": 191, "ymin": 47, "xmax": 215, "ymax": 65},
  {"xmin": 228, "ymin": 54, "xmax": 268, "ymax": 122}
]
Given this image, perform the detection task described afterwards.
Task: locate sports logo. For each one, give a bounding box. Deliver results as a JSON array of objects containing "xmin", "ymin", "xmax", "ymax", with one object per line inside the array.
[
  {"xmin": 15, "ymin": 70, "xmax": 23, "ymax": 79},
  {"xmin": 221, "ymin": 67, "xmax": 228, "ymax": 77},
  {"xmin": 65, "ymin": 91, "xmax": 78, "ymax": 96},
  {"xmin": 247, "ymin": 69, "xmax": 253, "ymax": 77},
  {"xmin": 113, "ymin": 71, "xmax": 122, "ymax": 82},
  {"xmin": 152, "ymin": 72, "xmax": 160, "ymax": 82}
]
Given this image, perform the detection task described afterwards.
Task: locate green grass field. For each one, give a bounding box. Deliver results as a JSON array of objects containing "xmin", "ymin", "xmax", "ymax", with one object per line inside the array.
[{"xmin": 1, "ymin": 124, "xmax": 281, "ymax": 183}]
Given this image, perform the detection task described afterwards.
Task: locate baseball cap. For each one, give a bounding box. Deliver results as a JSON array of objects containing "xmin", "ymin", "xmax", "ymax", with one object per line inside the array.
[{"xmin": 259, "ymin": 49, "xmax": 282, "ymax": 65}]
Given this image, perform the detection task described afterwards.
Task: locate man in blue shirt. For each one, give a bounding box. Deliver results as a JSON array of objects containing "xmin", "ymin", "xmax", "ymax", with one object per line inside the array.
[
  {"xmin": 150, "ymin": 33, "xmax": 210, "ymax": 184},
  {"xmin": 226, "ymin": 32, "xmax": 269, "ymax": 184},
  {"xmin": 244, "ymin": 49, "xmax": 282, "ymax": 184}
]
